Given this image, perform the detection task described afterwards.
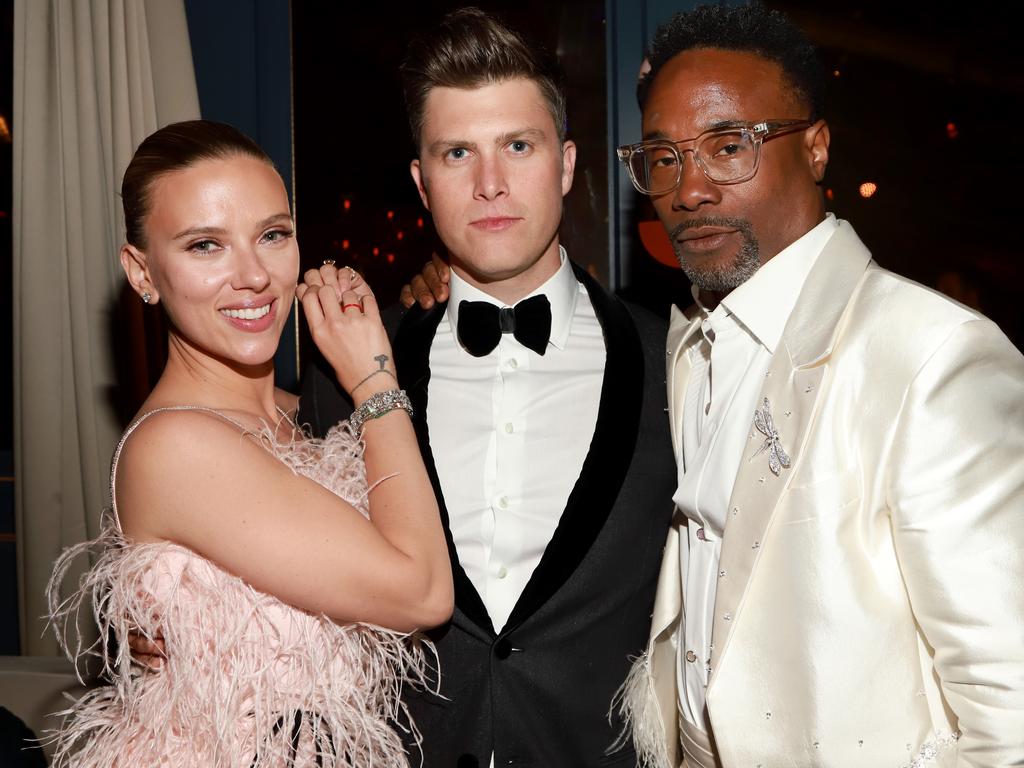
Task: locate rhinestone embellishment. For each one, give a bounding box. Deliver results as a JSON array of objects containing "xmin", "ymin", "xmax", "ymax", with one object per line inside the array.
[
  {"xmin": 901, "ymin": 732, "xmax": 960, "ymax": 768},
  {"xmin": 752, "ymin": 397, "xmax": 791, "ymax": 476}
]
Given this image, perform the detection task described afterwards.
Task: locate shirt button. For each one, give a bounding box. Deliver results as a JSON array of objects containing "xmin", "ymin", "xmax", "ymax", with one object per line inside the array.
[
  {"xmin": 508, "ymin": 358, "xmax": 518, "ymax": 369},
  {"xmin": 696, "ymin": 527, "xmax": 707, "ymax": 541},
  {"xmin": 685, "ymin": 650, "xmax": 697, "ymax": 663},
  {"xmin": 497, "ymin": 566, "xmax": 508, "ymax": 579},
  {"xmin": 498, "ymin": 496, "xmax": 509, "ymax": 509},
  {"xmin": 504, "ymin": 422, "xmax": 514, "ymax": 434}
]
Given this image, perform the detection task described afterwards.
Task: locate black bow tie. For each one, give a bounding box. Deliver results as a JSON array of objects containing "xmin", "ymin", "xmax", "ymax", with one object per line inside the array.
[{"xmin": 457, "ymin": 295, "xmax": 552, "ymax": 357}]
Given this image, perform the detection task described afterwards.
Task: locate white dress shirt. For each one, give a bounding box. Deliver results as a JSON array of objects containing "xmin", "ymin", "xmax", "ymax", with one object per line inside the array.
[
  {"xmin": 675, "ymin": 215, "xmax": 838, "ymax": 735},
  {"xmin": 426, "ymin": 247, "xmax": 606, "ymax": 634}
]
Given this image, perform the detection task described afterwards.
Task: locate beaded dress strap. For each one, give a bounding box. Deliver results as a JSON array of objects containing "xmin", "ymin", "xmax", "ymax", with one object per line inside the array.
[{"xmin": 109, "ymin": 405, "xmax": 252, "ymax": 532}]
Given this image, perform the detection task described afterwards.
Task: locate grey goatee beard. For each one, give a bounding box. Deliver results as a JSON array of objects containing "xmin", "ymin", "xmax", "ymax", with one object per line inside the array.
[{"xmin": 670, "ymin": 216, "xmax": 761, "ymax": 293}]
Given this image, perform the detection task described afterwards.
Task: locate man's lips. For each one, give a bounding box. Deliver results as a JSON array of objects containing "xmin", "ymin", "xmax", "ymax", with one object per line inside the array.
[
  {"xmin": 675, "ymin": 226, "xmax": 737, "ymax": 253},
  {"xmin": 469, "ymin": 216, "xmax": 522, "ymax": 232}
]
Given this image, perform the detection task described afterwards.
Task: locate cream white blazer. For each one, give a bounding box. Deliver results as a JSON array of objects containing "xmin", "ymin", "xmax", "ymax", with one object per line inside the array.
[{"xmin": 620, "ymin": 221, "xmax": 1024, "ymax": 768}]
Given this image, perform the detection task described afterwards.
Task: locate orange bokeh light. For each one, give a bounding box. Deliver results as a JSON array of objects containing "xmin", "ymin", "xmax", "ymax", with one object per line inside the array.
[
  {"xmin": 859, "ymin": 182, "xmax": 878, "ymax": 198},
  {"xmin": 341, "ymin": 239, "xmax": 350, "ymax": 250}
]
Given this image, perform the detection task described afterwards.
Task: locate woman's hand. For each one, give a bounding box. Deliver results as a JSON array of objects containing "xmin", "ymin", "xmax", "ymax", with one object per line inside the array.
[{"xmin": 297, "ymin": 264, "xmax": 396, "ymax": 402}]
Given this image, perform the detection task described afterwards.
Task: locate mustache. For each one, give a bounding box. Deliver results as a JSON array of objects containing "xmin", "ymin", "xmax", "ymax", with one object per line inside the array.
[{"xmin": 669, "ymin": 216, "xmax": 754, "ymax": 241}]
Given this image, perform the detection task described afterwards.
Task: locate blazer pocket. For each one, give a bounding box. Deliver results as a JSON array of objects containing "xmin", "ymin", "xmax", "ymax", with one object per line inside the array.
[{"xmin": 779, "ymin": 469, "xmax": 861, "ymax": 524}]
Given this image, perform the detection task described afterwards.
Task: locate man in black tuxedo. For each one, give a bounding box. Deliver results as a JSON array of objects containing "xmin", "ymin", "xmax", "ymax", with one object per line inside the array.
[{"xmin": 299, "ymin": 9, "xmax": 675, "ymax": 766}]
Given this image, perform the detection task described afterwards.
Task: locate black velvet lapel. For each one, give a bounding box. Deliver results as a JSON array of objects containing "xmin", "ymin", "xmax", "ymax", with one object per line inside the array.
[
  {"xmin": 502, "ymin": 265, "xmax": 645, "ymax": 633},
  {"xmin": 392, "ymin": 302, "xmax": 496, "ymax": 635}
]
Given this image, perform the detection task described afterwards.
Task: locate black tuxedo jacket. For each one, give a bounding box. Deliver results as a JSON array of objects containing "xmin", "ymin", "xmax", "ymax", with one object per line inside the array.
[{"xmin": 298, "ymin": 265, "xmax": 676, "ymax": 767}]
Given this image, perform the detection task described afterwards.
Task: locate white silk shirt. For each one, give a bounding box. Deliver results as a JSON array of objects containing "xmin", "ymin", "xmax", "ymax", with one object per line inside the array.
[
  {"xmin": 674, "ymin": 215, "xmax": 838, "ymax": 735},
  {"xmin": 426, "ymin": 248, "xmax": 606, "ymax": 634}
]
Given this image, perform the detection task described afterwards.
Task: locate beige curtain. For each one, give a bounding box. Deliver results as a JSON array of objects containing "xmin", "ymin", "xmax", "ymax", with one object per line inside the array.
[{"xmin": 13, "ymin": 0, "xmax": 200, "ymax": 655}]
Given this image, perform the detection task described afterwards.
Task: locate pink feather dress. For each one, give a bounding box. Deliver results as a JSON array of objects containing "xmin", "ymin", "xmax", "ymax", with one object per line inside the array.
[{"xmin": 47, "ymin": 407, "xmax": 432, "ymax": 767}]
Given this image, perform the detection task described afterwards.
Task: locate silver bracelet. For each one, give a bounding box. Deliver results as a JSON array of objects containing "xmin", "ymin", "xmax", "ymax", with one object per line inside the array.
[{"xmin": 349, "ymin": 389, "xmax": 413, "ymax": 435}]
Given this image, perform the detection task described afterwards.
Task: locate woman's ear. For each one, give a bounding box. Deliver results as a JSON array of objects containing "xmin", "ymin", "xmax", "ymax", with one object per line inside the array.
[{"xmin": 120, "ymin": 244, "xmax": 159, "ymax": 305}]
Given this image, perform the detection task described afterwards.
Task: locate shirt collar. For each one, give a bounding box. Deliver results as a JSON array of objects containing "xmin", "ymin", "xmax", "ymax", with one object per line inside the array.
[
  {"xmin": 691, "ymin": 213, "xmax": 838, "ymax": 354},
  {"xmin": 446, "ymin": 245, "xmax": 579, "ymax": 353}
]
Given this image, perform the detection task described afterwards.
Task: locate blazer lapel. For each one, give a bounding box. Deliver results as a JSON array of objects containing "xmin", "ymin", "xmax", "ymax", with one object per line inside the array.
[
  {"xmin": 502, "ymin": 265, "xmax": 645, "ymax": 632},
  {"xmin": 707, "ymin": 222, "xmax": 874, "ymax": 685},
  {"xmin": 393, "ymin": 303, "xmax": 496, "ymax": 635}
]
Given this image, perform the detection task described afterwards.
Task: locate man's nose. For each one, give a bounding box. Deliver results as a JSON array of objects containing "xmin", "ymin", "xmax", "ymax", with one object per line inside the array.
[
  {"xmin": 473, "ymin": 153, "xmax": 509, "ymax": 201},
  {"xmin": 671, "ymin": 149, "xmax": 721, "ymax": 211}
]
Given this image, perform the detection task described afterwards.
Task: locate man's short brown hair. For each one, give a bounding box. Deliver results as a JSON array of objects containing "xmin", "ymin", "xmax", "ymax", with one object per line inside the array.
[{"xmin": 399, "ymin": 7, "xmax": 567, "ymax": 150}]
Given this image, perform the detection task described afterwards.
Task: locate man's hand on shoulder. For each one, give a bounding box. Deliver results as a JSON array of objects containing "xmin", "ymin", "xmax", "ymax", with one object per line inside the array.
[
  {"xmin": 127, "ymin": 628, "xmax": 166, "ymax": 671},
  {"xmin": 399, "ymin": 252, "xmax": 450, "ymax": 309}
]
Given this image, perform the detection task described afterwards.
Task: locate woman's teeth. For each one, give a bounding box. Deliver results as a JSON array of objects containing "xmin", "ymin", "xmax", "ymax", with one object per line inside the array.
[{"xmin": 221, "ymin": 304, "xmax": 271, "ymax": 320}]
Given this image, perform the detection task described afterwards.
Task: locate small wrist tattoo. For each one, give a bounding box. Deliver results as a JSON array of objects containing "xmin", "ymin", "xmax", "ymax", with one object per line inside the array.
[{"xmin": 374, "ymin": 354, "xmax": 389, "ymax": 370}]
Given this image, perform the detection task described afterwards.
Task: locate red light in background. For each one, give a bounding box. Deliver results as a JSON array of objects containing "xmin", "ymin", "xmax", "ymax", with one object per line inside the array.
[
  {"xmin": 387, "ymin": 211, "xmax": 395, "ymax": 220},
  {"xmin": 343, "ymin": 199, "xmax": 351, "ymax": 211},
  {"xmin": 372, "ymin": 247, "xmax": 380, "ymax": 256},
  {"xmin": 825, "ymin": 188, "xmax": 834, "ymax": 200},
  {"xmin": 341, "ymin": 239, "xmax": 350, "ymax": 250},
  {"xmin": 946, "ymin": 122, "xmax": 959, "ymax": 139},
  {"xmin": 416, "ymin": 217, "xmax": 424, "ymax": 228},
  {"xmin": 397, "ymin": 231, "xmax": 404, "ymax": 241},
  {"xmin": 386, "ymin": 253, "xmax": 395, "ymax": 263}
]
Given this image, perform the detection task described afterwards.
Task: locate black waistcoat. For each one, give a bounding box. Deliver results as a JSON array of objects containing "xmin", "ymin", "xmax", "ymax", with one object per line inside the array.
[{"xmin": 299, "ymin": 266, "xmax": 676, "ymax": 767}]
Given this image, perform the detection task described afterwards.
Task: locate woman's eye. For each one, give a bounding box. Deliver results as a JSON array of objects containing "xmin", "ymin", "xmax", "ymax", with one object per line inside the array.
[
  {"xmin": 188, "ymin": 239, "xmax": 218, "ymax": 253},
  {"xmin": 262, "ymin": 228, "xmax": 294, "ymax": 244}
]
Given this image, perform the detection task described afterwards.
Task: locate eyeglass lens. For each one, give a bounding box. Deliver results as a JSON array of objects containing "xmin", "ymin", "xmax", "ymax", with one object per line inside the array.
[{"xmin": 630, "ymin": 130, "xmax": 757, "ymax": 193}]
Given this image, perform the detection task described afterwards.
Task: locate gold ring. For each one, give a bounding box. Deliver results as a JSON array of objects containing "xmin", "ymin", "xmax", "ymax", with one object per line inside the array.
[
  {"xmin": 342, "ymin": 303, "xmax": 362, "ymax": 312},
  {"xmin": 322, "ymin": 259, "xmax": 336, "ymax": 267}
]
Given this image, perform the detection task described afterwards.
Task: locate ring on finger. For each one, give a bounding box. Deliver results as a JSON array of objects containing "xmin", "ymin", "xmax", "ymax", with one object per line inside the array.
[
  {"xmin": 342, "ymin": 303, "xmax": 362, "ymax": 312},
  {"xmin": 322, "ymin": 259, "xmax": 336, "ymax": 267},
  {"xmin": 346, "ymin": 266, "xmax": 357, "ymax": 282}
]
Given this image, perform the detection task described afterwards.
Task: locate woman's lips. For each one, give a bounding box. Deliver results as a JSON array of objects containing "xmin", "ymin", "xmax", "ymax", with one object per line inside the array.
[{"xmin": 219, "ymin": 299, "xmax": 277, "ymax": 331}]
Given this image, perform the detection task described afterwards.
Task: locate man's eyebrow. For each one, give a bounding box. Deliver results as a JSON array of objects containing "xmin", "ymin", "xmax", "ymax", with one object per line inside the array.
[
  {"xmin": 641, "ymin": 120, "xmax": 749, "ymax": 142},
  {"xmin": 495, "ymin": 128, "xmax": 547, "ymax": 145}
]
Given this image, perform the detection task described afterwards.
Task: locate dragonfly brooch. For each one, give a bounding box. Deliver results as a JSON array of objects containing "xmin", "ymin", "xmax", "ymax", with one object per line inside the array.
[{"xmin": 752, "ymin": 397, "xmax": 791, "ymax": 476}]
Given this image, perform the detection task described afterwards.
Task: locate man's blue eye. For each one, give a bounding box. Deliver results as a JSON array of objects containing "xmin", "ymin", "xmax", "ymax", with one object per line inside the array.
[{"xmin": 510, "ymin": 141, "xmax": 529, "ymax": 152}]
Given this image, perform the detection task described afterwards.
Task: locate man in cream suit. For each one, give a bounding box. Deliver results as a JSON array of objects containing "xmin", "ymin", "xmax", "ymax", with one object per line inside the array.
[{"xmin": 616, "ymin": 5, "xmax": 1024, "ymax": 767}]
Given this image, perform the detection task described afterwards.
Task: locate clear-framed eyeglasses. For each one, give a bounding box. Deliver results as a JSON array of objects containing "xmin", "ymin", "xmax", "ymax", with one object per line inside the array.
[{"xmin": 617, "ymin": 119, "xmax": 813, "ymax": 196}]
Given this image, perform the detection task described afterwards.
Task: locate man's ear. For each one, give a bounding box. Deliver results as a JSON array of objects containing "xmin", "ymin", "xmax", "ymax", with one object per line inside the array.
[
  {"xmin": 560, "ymin": 140, "xmax": 577, "ymax": 196},
  {"xmin": 120, "ymin": 243, "xmax": 159, "ymax": 304},
  {"xmin": 805, "ymin": 119, "xmax": 830, "ymax": 183},
  {"xmin": 410, "ymin": 159, "xmax": 430, "ymax": 210}
]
